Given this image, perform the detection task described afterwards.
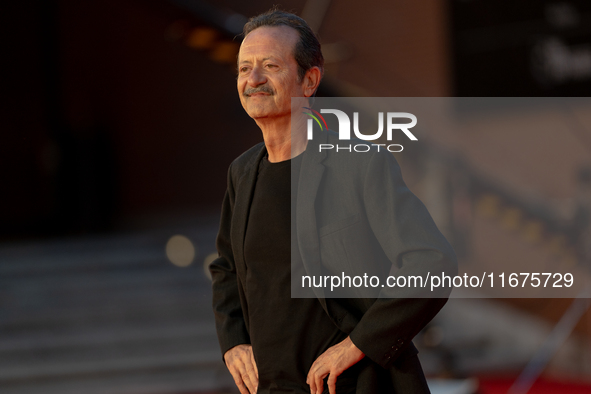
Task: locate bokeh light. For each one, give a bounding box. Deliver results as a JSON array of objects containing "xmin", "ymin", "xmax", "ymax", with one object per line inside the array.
[{"xmin": 165, "ymin": 235, "xmax": 196, "ymax": 267}]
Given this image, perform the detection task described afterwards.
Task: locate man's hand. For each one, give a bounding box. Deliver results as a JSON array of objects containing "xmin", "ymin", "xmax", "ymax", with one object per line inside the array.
[
  {"xmin": 224, "ymin": 344, "xmax": 259, "ymax": 394},
  {"xmin": 306, "ymin": 336, "xmax": 364, "ymax": 394}
]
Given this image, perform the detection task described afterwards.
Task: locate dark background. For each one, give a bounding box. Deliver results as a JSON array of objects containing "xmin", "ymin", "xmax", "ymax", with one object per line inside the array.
[{"xmin": 1, "ymin": 1, "xmax": 591, "ymax": 393}]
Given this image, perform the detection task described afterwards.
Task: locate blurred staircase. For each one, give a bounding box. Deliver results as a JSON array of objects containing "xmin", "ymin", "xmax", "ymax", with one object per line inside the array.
[{"xmin": 0, "ymin": 218, "xmax": 234, "ymax": 394}]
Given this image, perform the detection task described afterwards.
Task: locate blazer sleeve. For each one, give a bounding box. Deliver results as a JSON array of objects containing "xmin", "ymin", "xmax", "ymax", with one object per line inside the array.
[
  {"xmin": 209, "ymin": 162, "xmax": 251, "ymax": 358},
  {"xmin": 348, "ymin": 150, "xmax": 458, "ymax": 369}
]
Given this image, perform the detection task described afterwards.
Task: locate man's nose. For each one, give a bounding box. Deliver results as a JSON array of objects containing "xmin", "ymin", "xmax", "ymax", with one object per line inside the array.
[{"xmin": 247, "ymin": 66, "xmax": 267, "ymax": 87}]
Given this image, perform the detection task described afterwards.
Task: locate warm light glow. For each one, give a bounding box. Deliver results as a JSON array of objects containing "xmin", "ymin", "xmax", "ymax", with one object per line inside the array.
[
  {"xmin": 500, "ymin": 208, "xmax": 523, "ymax": 230},
  {"xmin": 476, "ymin": 194, "xmax": 500, "ymax": 218},
  {"xmin": 186, "ymin": 27, "xmax": 217, "ymax": 49},
  {"xmin": 166, "ymin": 235, "xmax": 196, "ymax": 267},
  {"xmin": 211, "ymin": 42, "xmax": 240, "ymax": 64},
  {"xmin": 522, "ymin": 220, "xmax": 544, "ymax": 243}
]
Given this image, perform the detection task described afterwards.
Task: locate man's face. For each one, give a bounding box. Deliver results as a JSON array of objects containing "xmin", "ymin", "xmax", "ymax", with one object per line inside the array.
[{"xmin": 237, "ymin": 26, "xmax": 305, "ymax": 121}]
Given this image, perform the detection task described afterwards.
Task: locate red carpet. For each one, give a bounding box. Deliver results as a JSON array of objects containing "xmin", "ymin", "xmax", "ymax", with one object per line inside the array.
[{"xmin": 479, "ymin": 377, "xmax": 591, "ymax": 394}]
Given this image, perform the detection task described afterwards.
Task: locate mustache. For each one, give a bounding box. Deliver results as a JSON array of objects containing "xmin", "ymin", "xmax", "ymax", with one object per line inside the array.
[{"xmin": 244, "ymin": 85, "xmax": 274, "ymax": 97}]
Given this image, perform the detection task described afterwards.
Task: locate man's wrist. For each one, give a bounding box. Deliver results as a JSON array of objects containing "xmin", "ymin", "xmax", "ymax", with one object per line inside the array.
[{"xmin": 345, "ymin": 336, "xmax": 365, "ymax": 358}]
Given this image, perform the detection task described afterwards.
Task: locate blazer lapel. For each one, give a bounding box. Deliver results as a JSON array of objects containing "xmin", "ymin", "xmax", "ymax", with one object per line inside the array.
[
  {"xmin": 232, "ymin": 143, "xmax": 267, "ymax": 283},
  {"xmin": 296, "ymin": 131, "xmax": 328, "ymax": 307}
]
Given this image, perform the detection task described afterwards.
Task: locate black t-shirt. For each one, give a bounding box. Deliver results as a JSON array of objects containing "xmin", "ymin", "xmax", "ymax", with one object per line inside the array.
[{"xmin": 243, "ymin": 152, "xmax": 353, "ymax": 393}]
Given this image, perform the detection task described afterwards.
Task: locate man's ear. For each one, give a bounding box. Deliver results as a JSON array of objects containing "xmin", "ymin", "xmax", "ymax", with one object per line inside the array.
[{"xmin": 303, "ymin": 66, "xmax": 322, "ymax": 97}]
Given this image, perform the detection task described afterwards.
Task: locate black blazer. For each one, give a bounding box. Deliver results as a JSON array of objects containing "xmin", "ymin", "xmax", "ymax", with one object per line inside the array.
[{"xmin": 210, "ymin": 130, "xmax": 457, "ymax": 393}]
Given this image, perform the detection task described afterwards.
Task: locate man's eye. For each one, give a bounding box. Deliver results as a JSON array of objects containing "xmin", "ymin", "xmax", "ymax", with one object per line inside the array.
[{"xmin": 266, "ymin": 64, "xmax": 277, "ymax": 68}]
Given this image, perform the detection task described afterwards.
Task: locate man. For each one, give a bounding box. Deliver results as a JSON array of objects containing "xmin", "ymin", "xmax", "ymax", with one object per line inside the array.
[{"xmin": 209, "ymin": 8, "xmax": 456, "ymax": 394}]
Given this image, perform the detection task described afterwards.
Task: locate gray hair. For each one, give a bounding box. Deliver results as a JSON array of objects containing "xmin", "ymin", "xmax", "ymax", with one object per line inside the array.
[{"xmin": 242, "ymin": 7, "xmax": 324, "ymax": 82}]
